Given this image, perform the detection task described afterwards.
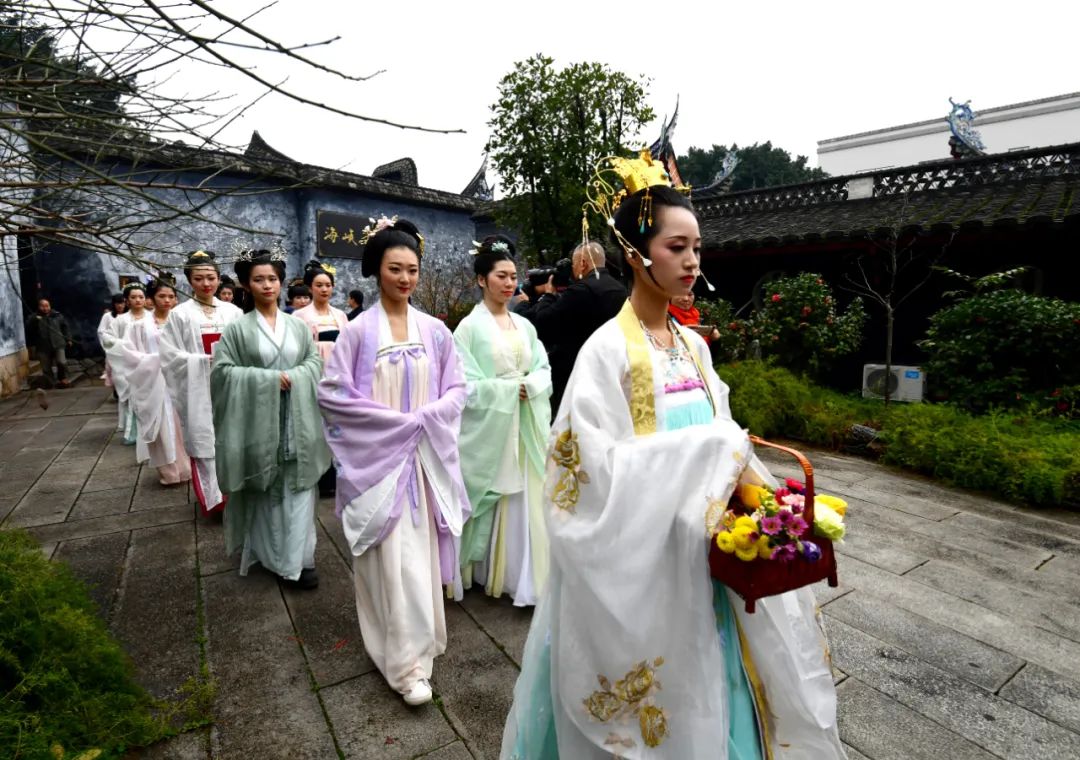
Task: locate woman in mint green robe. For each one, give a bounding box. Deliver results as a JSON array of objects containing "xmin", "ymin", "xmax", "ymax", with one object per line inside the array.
[
  {"xmin": 210, "ymin": 253, "xmax": 330, "ymax": 587},
  {"xmin": 454, "ymin": 237, "xmax": 553, "ymax": 606}
]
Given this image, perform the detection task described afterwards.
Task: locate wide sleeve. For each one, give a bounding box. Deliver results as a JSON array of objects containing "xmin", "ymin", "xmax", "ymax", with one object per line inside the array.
[
  {"xmin": 158, "ymin": 309, "xmax": 215, "ymax": 458},
  {"xmin": 210, "ymin": 321, "xmax": 283, "ymax": 494},
  {"xmin": 452, "ymin": 318, "xmax": 519, "ymax": 501},
  {"xmin": 317, "ymin": 321, "xmax": 423, "ymax": 516},
  {"xmin": 540, "ymin": 329, "xmax": 756, "ymax": 757},
  {"xmin": 114, "ymin": 323, "xmax": 167, "ymax": 445},
  {"xmin": 284, "ymin": 320, "xmax": 331, "ymax": 490},
  {"xmin": 520, "ymin": 319, "xmax": 553, "ymax": 473},
  {"xmin": 102, "ymin": 318, "xmax": 133, "ymax": 402}
]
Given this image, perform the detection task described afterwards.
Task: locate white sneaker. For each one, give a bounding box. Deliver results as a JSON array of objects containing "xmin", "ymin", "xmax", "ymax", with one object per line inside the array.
[{"xmin": 402, "ymin": 680, "xmax": 433, "ymax": 706}]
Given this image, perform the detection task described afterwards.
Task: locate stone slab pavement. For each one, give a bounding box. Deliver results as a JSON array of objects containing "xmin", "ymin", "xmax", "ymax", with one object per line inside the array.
[{"xmin": 3, "ymin": 386, "xmax": 1080, "ymax": 759}]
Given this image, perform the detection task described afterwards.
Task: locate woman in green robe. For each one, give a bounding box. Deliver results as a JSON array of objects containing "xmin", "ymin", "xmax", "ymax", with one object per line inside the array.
[
  {"xmin": 210, "ymin": 249, "xmax": 330, "ymax": 589},
  {"xmin": 454, "ymin": 236, "xmax": 552, "ymax": 606}
]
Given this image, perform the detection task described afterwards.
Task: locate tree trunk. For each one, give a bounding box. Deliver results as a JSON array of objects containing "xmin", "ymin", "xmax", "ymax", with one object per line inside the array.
[{"xmin": 884, "ymin": 304, "xmax": 894, "ymax": 406}]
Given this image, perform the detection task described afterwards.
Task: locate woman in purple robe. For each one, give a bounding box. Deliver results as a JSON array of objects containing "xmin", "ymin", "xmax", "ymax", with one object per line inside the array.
[{"xmin": 317, "ymin": 217, "xmax": 471, "ymax": 707}]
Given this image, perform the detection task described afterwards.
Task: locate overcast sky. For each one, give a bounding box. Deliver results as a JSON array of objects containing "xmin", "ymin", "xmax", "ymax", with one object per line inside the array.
[{"xmin": 160, "ymin": 0, "xmax": 1080, "ymax": 194}]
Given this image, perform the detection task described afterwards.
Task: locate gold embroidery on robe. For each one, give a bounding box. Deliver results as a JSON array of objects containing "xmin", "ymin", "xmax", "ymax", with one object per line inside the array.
[
  {"xmin": 615, "ymin": 301, "xmax": 656, "ymax": 436},
  {"xmin": 584, "ymin": 657, "xmax": 669, "ymax": 749},
  {"xmin": 551, "ymin": 426, "xmax": 589, "ymax": 513}
]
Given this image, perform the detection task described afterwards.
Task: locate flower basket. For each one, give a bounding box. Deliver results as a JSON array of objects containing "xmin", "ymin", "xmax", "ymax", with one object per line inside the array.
[{"xmin": 709, "ymin": 436, "xmax": 839, "ymax": 613}]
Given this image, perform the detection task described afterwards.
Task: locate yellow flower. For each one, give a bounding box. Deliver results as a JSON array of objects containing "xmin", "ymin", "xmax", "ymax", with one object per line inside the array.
[
  {"xmin": 755, "ymin": 535, "xmax": 773, "ymax": 559},
  {"xmin": 639, "ymin": 704, "xmax": 669, "ymax": 748},
  {"xmin": 716, "ymin": 531, "xmax": 736, "ymax": 553},
  {"xmin": 734, "ymin": 515, "xmax": 758, "ymax": 531},
  {"xmin": 732, "ymin": 526, "xmax": 756, "ymax": 550},
  {"xmin": 737, "ymin": 483, "xmax": 770, "ymax": 507},
  {"xmin": 814, "ymin": 503, "xmax": 846, "ymax": 541},
  {"xmin": 815, "ymin": 493, "xmax": 848, "ymax": 517},
  {"xmin": 735, "ymin": 545, "xmax": 759, "ymax": 562}
]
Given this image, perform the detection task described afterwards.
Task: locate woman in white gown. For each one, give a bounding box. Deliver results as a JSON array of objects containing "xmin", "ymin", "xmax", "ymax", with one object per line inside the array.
[
  {"xmin": 159, "ymin": 250, "xmax": 243, "ymax": 516},
  {"xmin": 318, "ymin": 217, "xmax": 471, "ymax": 707},
  {"xmin": 96, "ymin": 293, "xmax": 125, "ymax": 390},
  {"xmin": 105, "ymin": 282, "xmax": 150, "ymax": 446},
  {"xmin": 454, "ymin": 236, "xmax": 552, "ymax": 606},
  {"xmin": 500, "ymin": 156, "xmax": 845, "ymax": 759},
  {"xmin": 107, "ymin": 276, "xmax": 191, "ymax": 485}
]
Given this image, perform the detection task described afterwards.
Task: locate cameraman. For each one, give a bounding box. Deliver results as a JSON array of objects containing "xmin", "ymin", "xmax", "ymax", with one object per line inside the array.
[{"xmin": 517, "ymin": 241, "xmax": 626, "ymax": 411}]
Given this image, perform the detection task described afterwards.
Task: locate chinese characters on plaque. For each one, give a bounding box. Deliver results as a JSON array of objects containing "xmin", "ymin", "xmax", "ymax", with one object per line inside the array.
[{"xmin": 317, "ymin": 210, "xmax": 369, "ymax": 259}]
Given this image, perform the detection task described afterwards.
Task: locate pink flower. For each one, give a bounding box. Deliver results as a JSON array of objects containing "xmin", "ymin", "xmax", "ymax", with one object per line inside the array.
[
  {"xmin": 785, "ymin": 478, "xmax": 806, "ymax": 494},
  {"xmin": 761, "ymin": 515, "xmax": 782, "ymax": 535},
  {"xmin": 774, "ymin": 487, "xmax": 791, "ymax": 500},
  {"xmin": 777, "ymin": 509, "xmax": 793, "ymax": 525},
  {"xmin": 774, "ymin": 544, "xmax": 797, "ymax": 562},
  {"xmin": 781, "ymin": 493, "xmax": 805, "ymax": 509},
  {"xmin": 788, "ymin": 516, "xmax": 809, "ymax": 537}
]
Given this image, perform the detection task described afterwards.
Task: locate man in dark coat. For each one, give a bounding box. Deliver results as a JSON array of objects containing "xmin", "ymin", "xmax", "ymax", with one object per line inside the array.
[
  {"xmin": 517, "ymin": 242, "xmax": 627, "ymax": 413},
  {"xmin": 26, "ymin": 298, "xmax": 72, "ymax": 387}
]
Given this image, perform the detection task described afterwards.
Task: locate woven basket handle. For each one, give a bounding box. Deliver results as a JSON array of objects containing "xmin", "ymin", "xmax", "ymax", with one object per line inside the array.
[{"xmin": 748, "ymin": 435, "xmax": 816, "ymax": 526}]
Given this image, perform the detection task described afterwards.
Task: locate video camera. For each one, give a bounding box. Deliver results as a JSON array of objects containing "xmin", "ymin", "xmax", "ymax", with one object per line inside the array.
[{"xmin": 526, "ymin": 258, "xmax": 574, "ymax": 289}]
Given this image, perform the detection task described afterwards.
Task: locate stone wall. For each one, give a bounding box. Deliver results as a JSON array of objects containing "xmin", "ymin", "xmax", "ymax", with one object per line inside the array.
[{"xmin": 32, "ymin": 163, "xmax": 479, "ymax": 355}]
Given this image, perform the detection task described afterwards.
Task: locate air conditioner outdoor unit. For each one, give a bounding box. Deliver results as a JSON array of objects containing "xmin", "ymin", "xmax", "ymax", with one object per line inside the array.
[{"xmin": 862, "ymin": 364, "xmax": 925, "ymax": 402}]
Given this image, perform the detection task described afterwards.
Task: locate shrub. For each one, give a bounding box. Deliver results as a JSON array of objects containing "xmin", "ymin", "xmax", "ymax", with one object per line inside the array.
[
  {"xmin": 718, "ymin": 361, "xmax": 883, "ymax": 447},
  {"xmin": 0, "ymin": 530, "xmax": 160, "ymax": 759},
  {"xmin": 920, "ymin": 289, "xmax": 1080, "ymax": 415},
  {"xmin": 695, "ymin": 298, "xmax": 747, "ymax": 362},
  {"xmin": 879, "ymin": 404, "xmax": 1080, "ymax": 506},
  {"xmin": 746, "ymin": 273, "xmax": 866, "ymax": 378},
  {"xmin": 717, "ymin": 360, "xmax": 1080, "ymax": 507}
]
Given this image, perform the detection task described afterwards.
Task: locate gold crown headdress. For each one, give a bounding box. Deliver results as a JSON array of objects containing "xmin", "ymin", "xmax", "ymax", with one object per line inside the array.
[{"xmin": 582, "ymin": 149, "xmax": 712, "ymax": 290}]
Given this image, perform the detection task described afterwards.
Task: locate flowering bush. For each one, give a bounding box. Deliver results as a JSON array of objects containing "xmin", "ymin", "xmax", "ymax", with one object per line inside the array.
[
  {"xmin": 713, "ymin": 481, "xmax": 846, "ymax": 562},
  {"xmin": 746, "ymin": 273, "xmax": 866, "ymax": 378},
  {"xmin": 920, "ymin": 290, "xmax": 1080, "ymax": 416},
  {"xmin": 695, "ymin": 297, "xmax": 747, "ymax": 362}
]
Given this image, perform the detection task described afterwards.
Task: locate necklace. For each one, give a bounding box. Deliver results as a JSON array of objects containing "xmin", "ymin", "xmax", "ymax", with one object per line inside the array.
[{"xmin": 640, "ymin": 318, "xmax": 679, "ymax": 354}]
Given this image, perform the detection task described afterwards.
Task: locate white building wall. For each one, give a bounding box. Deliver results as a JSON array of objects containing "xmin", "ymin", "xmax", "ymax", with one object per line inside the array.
[{"xmin": 818, "ymin": 93, "xmax": 1080, "ymax": 175}]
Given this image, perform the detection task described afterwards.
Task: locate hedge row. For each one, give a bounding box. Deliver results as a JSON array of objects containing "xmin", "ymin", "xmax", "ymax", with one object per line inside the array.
[{"xmin": 717, "ymin": 361, "xmax": 1080, "ymax": 507}]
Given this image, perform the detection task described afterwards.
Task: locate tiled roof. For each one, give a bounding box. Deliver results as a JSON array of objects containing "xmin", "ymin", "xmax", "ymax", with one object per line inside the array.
[
  {"xmin": 45, "ymin": 131, "xmax": 479, "ymax": 213},
  {"xmin": 696, "ymin": 142, "xmax": 1080, "ymax": 251}
]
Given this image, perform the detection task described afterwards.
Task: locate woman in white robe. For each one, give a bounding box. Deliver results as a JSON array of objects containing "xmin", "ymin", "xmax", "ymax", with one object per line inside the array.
[
  {"xmin": 105, "ymin": 283, "xmax": 150, "ymax": 446},
  {"xmin": 159, "ymin": 251, "xmax": 243, "ymax": 516},
  {"xmin": 96, "ymin": 293, "xmax": 125, "ymax": 389},
  {"xmin": 501, "ymin": 177, "xmax": 844, "ymax": 759},
  {"xmin": 107, "ymin": 278, "xmax": 191, "ymax": 485}
]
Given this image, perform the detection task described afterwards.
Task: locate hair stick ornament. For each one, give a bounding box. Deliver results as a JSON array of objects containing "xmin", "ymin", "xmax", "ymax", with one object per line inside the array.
[{"xmin": 581, "ymin": 149, "xmax": 691, "ymax": 271}]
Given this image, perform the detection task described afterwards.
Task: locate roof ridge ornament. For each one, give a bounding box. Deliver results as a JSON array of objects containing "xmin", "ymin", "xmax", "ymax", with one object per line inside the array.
[{"xmin": 947, "ymin": 98, "xmax": 987, "ymax": 159}]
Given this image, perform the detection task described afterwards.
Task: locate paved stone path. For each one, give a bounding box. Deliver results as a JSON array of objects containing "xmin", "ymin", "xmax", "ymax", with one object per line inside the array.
[{"xmin": 3, "ymin": 386, "xmax": 1080, "ymax": 759}]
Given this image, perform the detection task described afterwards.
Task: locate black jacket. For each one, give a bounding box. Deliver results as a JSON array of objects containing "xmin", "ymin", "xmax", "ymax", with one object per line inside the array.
[
  {"xmin": 519, "ymin": 268, "xmax": 626, "ymax": 408},
  {"xmin": 26, "ymin": 312, "xmax": 70, "ymax": 352}
]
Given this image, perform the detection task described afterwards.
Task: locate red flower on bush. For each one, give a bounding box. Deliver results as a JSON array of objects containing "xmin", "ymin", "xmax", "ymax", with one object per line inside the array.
[
  {"xmin": 729, "ymin": 322, "xmax": 740, "ymax": 331},
  {"xmin": 771, "ymin": 293, "xmax": 782, "ymax": 302},
  {"xmin": 801, "ymin": 306, "xmax": 812, "ymax": 316}
]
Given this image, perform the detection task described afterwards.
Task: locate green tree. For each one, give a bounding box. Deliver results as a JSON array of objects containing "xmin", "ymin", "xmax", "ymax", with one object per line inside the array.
[
  {"xmin": 677, "ymin": 142, "xmax": 827, "ymax": 192},
  {"xmin": 486, "ymin": 54, "xmax": 655, "ymax": 261},
  {"xmin": 0, "ymin": 13, "xmax": 133, "ymax": 139}
]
